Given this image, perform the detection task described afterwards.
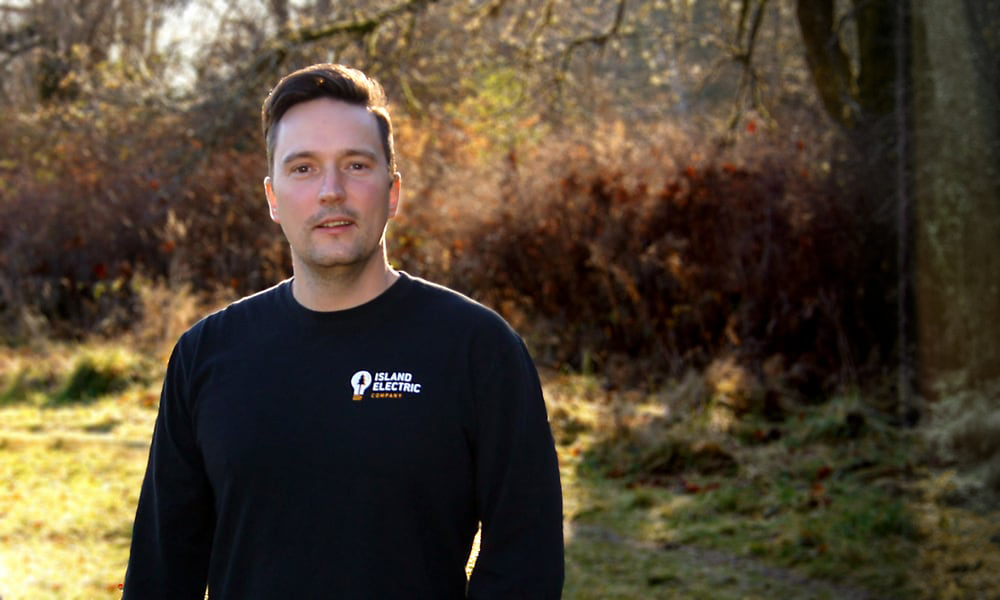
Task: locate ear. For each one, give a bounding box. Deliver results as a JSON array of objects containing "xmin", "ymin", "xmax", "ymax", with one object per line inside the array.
[
  {"xmin": 387, "ymin": 172, "xmax": 402, "ymax": 219},
  {"xmin": 264, "ymin": 176, "xmax": 280, "ymax": 223}
]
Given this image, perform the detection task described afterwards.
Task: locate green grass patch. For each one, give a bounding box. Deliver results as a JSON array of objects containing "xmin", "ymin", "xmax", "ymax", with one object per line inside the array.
[
  {"xmin": 0, "ymin": 344, "xmax": 156, "ymax": 407},
  {"xmin": 0, "ymin": 442, "xmax": 148, "ymax": 599},
  {"xmin": 560, "ymin": 382, "xmax": 942, "ymax": 598},
  {"xmin": 51, "ymin": 347, "xmax": 150, "ymax": 405},
  {"xmin": 0, "ymin": 355, "xmax": 59, "ymax": 406}
]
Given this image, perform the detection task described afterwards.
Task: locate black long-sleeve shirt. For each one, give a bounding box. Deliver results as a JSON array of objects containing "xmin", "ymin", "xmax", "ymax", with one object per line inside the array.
[{"xmin": 123, "ymin": 273, "xmax": 564, "ymax": 599}]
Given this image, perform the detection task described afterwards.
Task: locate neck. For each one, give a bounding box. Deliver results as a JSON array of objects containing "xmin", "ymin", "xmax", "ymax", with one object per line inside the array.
[{"xmin": 290, "ymin": 259, "xmax": 399, "ymax": 312}]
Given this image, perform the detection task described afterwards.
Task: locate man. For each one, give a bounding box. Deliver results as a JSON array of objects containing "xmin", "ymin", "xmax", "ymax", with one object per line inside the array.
[{"xmin": 123, "ymin": 64, "xmax": 564, "ymax": 598}]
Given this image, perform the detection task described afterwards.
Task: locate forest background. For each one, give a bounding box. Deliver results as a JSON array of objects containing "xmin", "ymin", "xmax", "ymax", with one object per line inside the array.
[{"xmin": 1, "ymin": 0, "xmax": 999, "ymax": 598}]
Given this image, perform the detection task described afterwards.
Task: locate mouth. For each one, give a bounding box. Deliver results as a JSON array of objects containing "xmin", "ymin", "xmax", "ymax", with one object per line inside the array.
[{"xmin": 314, "ymin": 217, "xmax": 355, "ymax": 231}]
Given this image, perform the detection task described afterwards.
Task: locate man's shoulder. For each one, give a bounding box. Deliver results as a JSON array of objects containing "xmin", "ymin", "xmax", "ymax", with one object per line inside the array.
[
  {"xmin": 404, "ymin": 273, "xmax": 479, "ymax": 307},
  {"xmin": 404, "ymin": 274, "xmax": 506, "ymax": 322},
  {"xmin": 180, "ymin": 280, "xmax": 289, "ymax": 344},
  {"xmin": 400, "ymin": 273, "xmax": 525, "ymax": 347}
]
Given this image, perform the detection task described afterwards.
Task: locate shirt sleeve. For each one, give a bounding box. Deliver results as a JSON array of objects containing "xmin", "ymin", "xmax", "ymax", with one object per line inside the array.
[
  {"xmin": 122, "ymin": 336, "xmax": 215, "ymax": 599},
  {"xmin": 466, "ymin": 332, "xmax": 564, "ymax": 599}
]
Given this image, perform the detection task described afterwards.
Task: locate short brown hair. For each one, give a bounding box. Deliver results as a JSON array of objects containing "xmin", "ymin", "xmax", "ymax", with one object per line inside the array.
[{"xmin": 261, "ymin": 63, "xmax": 396, "ymax": 175}]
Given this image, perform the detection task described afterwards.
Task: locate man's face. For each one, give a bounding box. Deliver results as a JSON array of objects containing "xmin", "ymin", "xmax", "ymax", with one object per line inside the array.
[{"xmin": 264, "ymin": 97, "xmax": 400, "ymax": 279}]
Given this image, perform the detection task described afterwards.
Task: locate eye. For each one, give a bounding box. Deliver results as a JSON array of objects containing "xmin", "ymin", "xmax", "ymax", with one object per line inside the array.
[{"xmin": 347, "ymin": 161, "xmax": 370, "ymax": 172}]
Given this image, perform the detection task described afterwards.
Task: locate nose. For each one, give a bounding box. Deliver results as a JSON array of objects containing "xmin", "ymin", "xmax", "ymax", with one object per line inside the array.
[{"xmin": 318, "ymin": 168, "xmax": 345, "ymax": 204}]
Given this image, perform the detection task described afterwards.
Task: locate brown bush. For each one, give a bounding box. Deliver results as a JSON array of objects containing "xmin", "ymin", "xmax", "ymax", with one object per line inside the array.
[
  {"xmin": 402, "ymin": 122, "xmax": 897, "ymax": 391},
  {"xmin": 0, "ymin": 105, "xmax": 285, "ymax": 340},
  {"xmin": 1, "ymin": 110, "xmax": 896, "ymax": 394}
]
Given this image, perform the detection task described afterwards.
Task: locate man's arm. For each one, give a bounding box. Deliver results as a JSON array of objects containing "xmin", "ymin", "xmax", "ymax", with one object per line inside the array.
[
  {"xmin": 467, "ymin": 334, "xmax": 564, "ymax": 599},
  {"xmin": 123, "ymin": 339, "xmax": 215, "ymax": 599}
]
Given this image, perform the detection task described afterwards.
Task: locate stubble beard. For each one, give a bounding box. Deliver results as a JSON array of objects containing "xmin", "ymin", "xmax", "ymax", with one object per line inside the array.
[{"xmin": 291, "ymin": 226, "xmax": 388, "ymax": 285}]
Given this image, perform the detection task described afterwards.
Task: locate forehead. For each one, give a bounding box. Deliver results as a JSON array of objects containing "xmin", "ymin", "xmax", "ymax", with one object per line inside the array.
[{"xmin": 272, "ymin": 97, "xmax": 382, "ymax": 159}]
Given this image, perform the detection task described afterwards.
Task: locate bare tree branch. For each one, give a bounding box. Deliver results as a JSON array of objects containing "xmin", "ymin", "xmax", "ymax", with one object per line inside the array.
[
  {"xmin": 189, "ymin": 0, "xmax": 439, "ymax": 155},
  {"xmin": 558, "ymin": 0, "xmax": 627, "ymax": 71},
  {"xmin": 550, "ymin": 0, "xmax": 628, "ymax": 104},
  {"xmin": 728, "ymin": 0, "xmax": 769, "ymax": 129}
]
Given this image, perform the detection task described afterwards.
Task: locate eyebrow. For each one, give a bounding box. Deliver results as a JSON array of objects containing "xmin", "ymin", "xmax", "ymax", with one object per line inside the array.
[{"xmin": 280, "ymin": 148, "xmax": 380, "ymax": 166}]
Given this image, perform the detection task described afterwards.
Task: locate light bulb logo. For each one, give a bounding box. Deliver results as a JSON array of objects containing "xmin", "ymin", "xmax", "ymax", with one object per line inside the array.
[{"xmin": 350, "ymin": 370, "xmax": 372, "ymax": 401}]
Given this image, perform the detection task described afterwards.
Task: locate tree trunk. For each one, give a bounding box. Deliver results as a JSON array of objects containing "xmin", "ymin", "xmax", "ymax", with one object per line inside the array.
[
  {"xmin": 796, "ymin": 0, "xmax": 855, "ymax": 126},
  {"xmin": 911, "ymin": 0, "xmax": 1000, "ymax": 389}
]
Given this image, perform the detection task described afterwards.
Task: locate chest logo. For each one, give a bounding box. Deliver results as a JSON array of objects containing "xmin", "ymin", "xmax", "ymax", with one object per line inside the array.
[
  {"xmin": 350, "ymin": 370, "xmax": 373, "ymax": 401},
  {"xmin": 350, "ymin": 370, "xmax": 423, "ymax": 401}
]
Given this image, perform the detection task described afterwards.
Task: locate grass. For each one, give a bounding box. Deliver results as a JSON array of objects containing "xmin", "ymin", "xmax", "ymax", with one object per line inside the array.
[
  {"xmin": 1, "ymin": 343, "xmax": 999, "ymax": 599},
  {"xmin": 0, "ymin": 442, "xmax": 147, "ymax": 598},
  {"xmin": 552, "ymin": 372, "xmax": 1000, "ymax": 599},
  {"xmin": 1, "ymin": 343, "xmax": 156, "ymax": 408},
  {"xmin": 0, "ymin": 342, "xmax": 158, "ymax": 599}
]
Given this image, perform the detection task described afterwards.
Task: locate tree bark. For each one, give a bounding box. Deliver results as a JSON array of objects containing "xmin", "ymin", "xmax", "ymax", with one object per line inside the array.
[{"xmin": 912, "ymin": 0, "xmax": 1000, "ymax": 389}]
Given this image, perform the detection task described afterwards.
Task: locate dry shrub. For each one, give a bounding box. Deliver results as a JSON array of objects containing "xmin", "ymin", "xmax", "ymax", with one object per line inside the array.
[
  {"xmin": 125, "ymin": 277, "xmax": 235, "ymax": 361},
  {"xmin": 2, "ymin": 104, "xmax": 895, "ymax": 400},
  {"xmin": 0, "ymin": 107, "xmax": 167, "ymax": 338},
  {"xmin": 0, "ymin": 105, "xmax": 285, "ymax": 339},
  {"xmin": 705, "ymin": 355, "xmax": 765, "ymax": 417},
  {"xmin": 416, "ymin": 120, "xmax": 894, "ymax": 391},
  {"xmin": 160, "ymin": 146, "xmax": 289, "ymax": 298}
]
